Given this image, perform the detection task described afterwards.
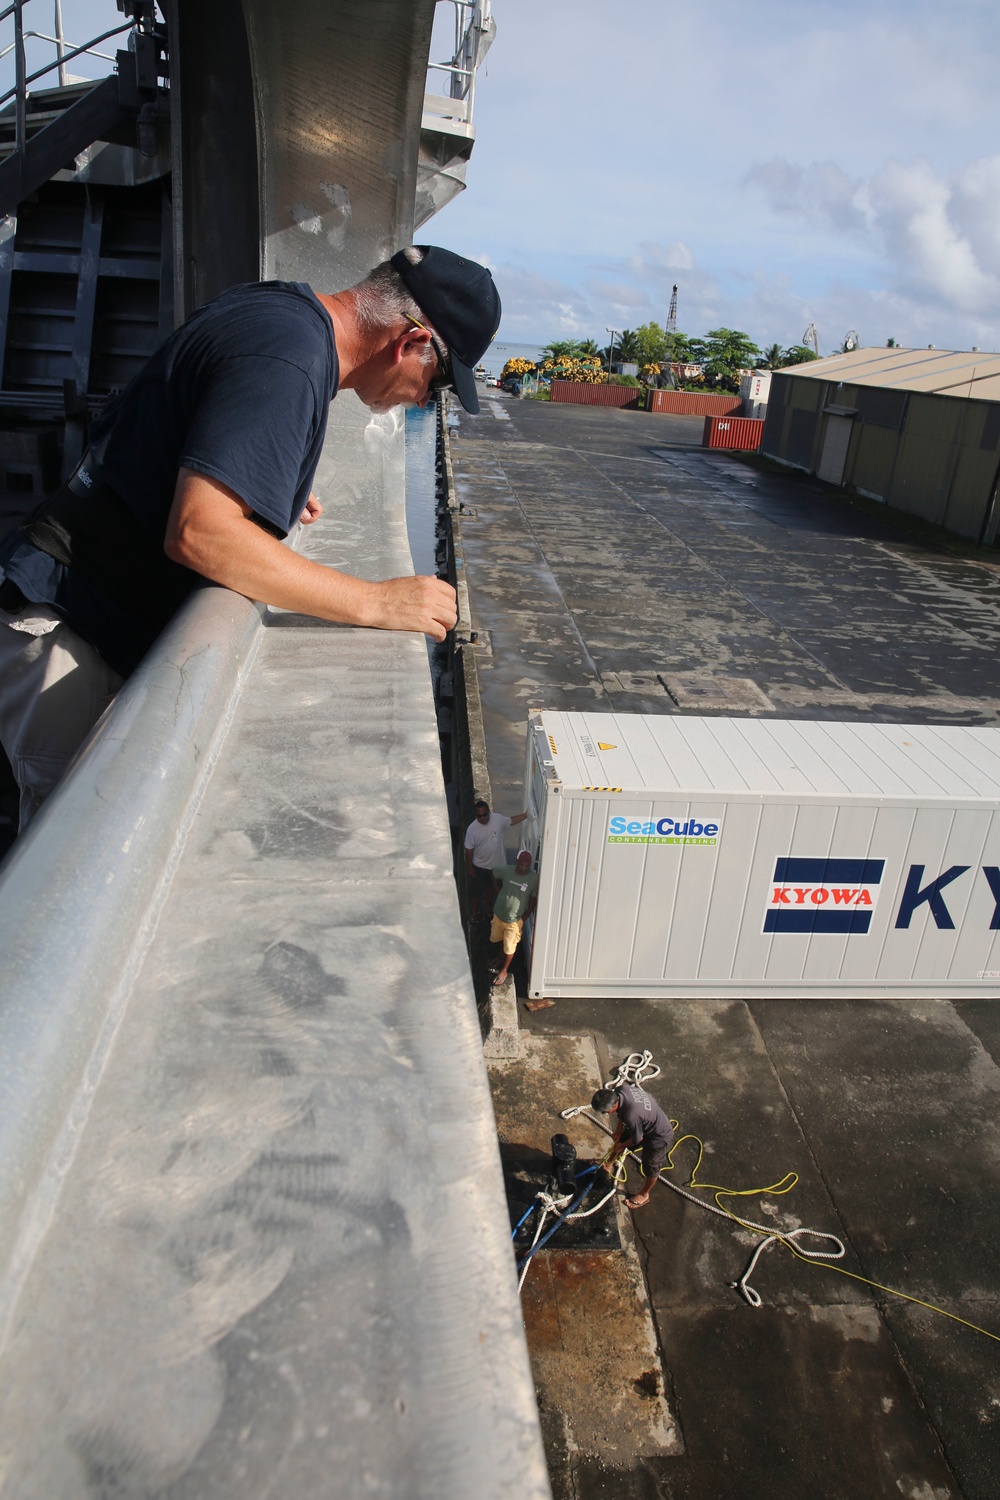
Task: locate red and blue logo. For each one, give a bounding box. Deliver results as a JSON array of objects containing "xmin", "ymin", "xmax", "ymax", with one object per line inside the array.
[{"xmin": 764, "ymin": 858, "xmax": 885, "ymax": 935}]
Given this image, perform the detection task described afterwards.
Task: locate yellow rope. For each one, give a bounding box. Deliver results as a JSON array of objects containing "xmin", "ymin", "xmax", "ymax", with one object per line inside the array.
[{"xmin": 608, "ymin": 1127, "xmax": 1000, "ymax": 1346}]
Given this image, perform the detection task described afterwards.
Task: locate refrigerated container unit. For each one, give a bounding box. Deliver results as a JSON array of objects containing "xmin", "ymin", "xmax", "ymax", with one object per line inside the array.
[
  {"xmin": 523, "ymin": 710, "xmax": 1000, "ymax": 999},
  {"xmin": 740, "ymin": 369, "xmax": 771, "ymax": 418}
]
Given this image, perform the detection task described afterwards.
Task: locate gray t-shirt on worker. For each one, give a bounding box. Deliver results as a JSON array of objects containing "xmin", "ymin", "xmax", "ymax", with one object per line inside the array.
[{"xmin": 615, "ymin": 1084, "xmax": 674, "ymax": 1148}]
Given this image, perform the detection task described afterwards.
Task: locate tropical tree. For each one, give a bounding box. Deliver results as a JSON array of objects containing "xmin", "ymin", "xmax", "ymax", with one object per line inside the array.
[
  {"xmin": 664, "ymin": 331, "xmax": 694, "ymax": 364},
  {"xmin": 577, "ymin": 338, "xmax": 601, "ymax": 357},
  {"xmin": 699, "ymin": 328, "xmax": 762, "ymax": 390},
  {"xmin": 781, "ymin": 344, "xmax": 819, "ymax": 366},
  {"xmin": 542, "ymin": 339, "xmax": 586, "ymax": 363},
  {"xmin": 757, "ymin": 342, "xmax": 785, "ymax": 370},
  {"xmin": 635, "ymin": 322, "xmax": 668, "ymax": 367},
  {"xmin": 613, "ymin": 329, "xmax": 642, "ymax": 365}
]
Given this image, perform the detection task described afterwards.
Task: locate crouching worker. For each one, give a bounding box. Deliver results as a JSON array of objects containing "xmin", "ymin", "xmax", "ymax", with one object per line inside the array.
[
  {"xmin": 490, "ymin": 849, "xmax": 538, "ymax": 989},
  {"xmin": 591, "ymin": 1080, "xmax": 676, "ymax": 1210}
]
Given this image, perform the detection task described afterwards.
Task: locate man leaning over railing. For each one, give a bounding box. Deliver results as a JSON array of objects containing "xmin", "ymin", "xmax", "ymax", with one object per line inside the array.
[{"xmin": 0, "ymin": 246, "xmax": 501, "ymax": 830}]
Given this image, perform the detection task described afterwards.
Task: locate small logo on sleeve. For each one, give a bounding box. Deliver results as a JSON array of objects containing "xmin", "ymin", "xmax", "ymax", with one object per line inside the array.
[{"xmin": 764, "ymin": 858, "xmax": 885, "ymax": 934}]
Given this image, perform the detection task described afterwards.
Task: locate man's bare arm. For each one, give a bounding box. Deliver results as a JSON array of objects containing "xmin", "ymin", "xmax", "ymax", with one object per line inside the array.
[{"xmin": 165, "ymin": 468, "xmax": 456, "ymax": 640}]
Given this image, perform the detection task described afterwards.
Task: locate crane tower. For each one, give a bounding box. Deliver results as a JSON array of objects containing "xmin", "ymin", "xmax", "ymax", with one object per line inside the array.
[{"xmin": 666, "ymin": 284, "xmax": 678, "ymax": 335}]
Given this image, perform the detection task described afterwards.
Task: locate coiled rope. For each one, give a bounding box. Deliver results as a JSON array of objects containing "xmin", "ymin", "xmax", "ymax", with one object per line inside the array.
[{"xmin": 553, "ymin": 1051, "xmax": 1000, "ymax": 1344}]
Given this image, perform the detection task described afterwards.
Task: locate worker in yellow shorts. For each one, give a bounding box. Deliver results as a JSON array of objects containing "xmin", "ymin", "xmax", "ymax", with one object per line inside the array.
[{"xmin": 490, "ymin": 850, "xmax": 538, "ymax": 988}]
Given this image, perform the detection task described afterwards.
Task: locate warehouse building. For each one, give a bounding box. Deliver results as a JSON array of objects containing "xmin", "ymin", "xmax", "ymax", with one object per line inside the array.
[{"xmin": 761, "ymin": 346, "xmax": 1000, "ymax": 543}]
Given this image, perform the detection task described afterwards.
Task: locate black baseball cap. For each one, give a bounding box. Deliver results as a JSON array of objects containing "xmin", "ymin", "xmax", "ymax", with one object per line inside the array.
[{"xmin": 390, "ymin": 245, "xmax": 501, "ymax": 414}]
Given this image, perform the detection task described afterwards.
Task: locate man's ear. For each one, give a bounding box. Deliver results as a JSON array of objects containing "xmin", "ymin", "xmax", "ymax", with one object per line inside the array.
[{"xmin": 394, "ymin": 325, "xmax": 432, "ymax": 367}]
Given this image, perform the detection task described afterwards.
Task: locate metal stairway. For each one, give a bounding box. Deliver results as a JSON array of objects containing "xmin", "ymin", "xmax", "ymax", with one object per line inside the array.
[{"xmin": 0, "ymin": 3, "xmax": 168, "ymax": 219}]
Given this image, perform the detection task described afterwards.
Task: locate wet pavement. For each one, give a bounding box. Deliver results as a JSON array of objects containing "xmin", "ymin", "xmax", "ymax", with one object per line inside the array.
[{"xmin": 451, "ymin": 391, "xmax": 1000, "ymax": 1499}]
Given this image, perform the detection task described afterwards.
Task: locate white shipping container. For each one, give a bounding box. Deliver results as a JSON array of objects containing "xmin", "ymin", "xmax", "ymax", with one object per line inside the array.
[
  {"xmin": 523, "ymin": 710, "xmax": 1000, "ymax": 999},
  {"xmin": 740, "ymin": 369, "xmax": 771, "ymax": 419}
]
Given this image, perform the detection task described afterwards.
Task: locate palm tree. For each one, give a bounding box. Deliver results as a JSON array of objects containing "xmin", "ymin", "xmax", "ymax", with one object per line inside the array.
[
  {"xmin": 614, "ymin": 330, "xmax": 642, "ymax": 364},
  {"xmin": 541, "ymin": 339, "xmax": 584, "ymax": 363},
  {"xmin": 758, "ymin": 342, "xmax": 784, "ymax": 370}
]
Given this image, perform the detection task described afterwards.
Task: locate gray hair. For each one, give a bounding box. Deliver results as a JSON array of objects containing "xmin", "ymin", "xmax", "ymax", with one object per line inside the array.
[{"xmin": 353, "ymin": 248, "xmax": 438, "ymax": 364}]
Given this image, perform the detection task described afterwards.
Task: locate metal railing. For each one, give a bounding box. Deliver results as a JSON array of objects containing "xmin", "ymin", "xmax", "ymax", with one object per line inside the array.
[
  {"xmin": 0, "ymin": 0, "xmax": 131, "ymax": 113},
  {"xmin": 0, "ymin": 0, "xmax": 167, "ymax": 222},
  {"xmin": 426, "ymin": 0, "xmax": 493, "ymax": 124}
]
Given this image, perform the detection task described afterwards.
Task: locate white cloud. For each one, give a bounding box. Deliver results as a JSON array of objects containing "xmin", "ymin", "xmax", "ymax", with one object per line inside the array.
[
  {"xmin": 490, "ymin": 266, "xmax": 595, "ymax": 339},
  {"xmin": 870, "ymin": 157, "xmax": 998, "ymax": 312},
  {"xmin": 948, "ymin": 155, "xmax": 1000, "ymax": 280},
  {"xmin": 743, "ymin": 158, "xmax": 868, "ymax": 234},
  {"xmin": 631, "ymin": 241, "xmax": 695, "ymax": 273},
  {"xmin": 745, "ymin": 150, "xmax": 1000, "ymax": 325},
  {"xmin": 443, "ymin": 2, "xmax": 1000, "ymax": 355}
]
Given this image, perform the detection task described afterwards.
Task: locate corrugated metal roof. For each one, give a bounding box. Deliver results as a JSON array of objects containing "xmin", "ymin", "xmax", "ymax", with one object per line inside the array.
[{"xmin": 778, "ymin": 346, "xmax": 1000, "ymax": 402}]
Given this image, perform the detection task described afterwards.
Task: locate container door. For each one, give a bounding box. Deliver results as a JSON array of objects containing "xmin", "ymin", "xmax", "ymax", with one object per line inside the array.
[
  {"xmin": 522, "ymin": 722, "xmax": 550, "ymax": 989},
  {"xmin": 524, "ymin": 718, "xmax": 550, "ymax": 860}
]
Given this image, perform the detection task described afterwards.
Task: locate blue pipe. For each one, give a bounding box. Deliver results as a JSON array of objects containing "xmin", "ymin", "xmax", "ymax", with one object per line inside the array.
[
  {"xmin": 515, "ymin": 1181, "xmax": 596, "ymax": 1271},
  {"xmin": 511, "ymin": 1200, "xmax": 539, "ymax": 1239},
  {"xmin": 510, "ymin": 1163, "xmax": 600, "ymax": 1240}
]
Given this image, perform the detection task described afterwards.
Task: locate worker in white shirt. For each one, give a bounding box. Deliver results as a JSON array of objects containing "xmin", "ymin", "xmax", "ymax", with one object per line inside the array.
[{"xmin": 464, "ymin": 799, "xmax": 528, "ymax": 922}]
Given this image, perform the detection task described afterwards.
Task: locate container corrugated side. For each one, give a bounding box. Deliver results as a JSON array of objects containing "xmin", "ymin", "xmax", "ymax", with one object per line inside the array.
[
  {"xmin": 525, "ymin": 712, "xmax": 1000, "ymax": 1000},
  {"xmin": 550, "ymin": 381, "xmax": 640, "ymax": 409},
  {"xmin": 703, "ymin": 415, "xmax": 765, "ymax": 450},
  {"xmin": 649, "ymin": 391, "xmax": 742, "ymax": 417}
]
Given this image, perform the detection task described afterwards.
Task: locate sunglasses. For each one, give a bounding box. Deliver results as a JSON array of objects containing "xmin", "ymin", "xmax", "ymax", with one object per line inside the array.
[{"xmin": 405, "ymin": 314, "xmax": 452, "ymax": 395}]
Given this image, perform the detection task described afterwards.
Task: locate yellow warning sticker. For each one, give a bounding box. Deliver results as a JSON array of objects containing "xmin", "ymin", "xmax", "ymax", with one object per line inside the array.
[{"xmin": 597, "ymin": 742, "xmax": 616, "ymax": 751}]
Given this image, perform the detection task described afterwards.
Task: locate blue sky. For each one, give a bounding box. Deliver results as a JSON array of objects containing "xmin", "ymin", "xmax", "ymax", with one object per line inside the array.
[
  {"xmin": 438, "ymin": 0, "xmax": 1000, "ymax": 355},
  {"xmin": 7, "ymin": 1, "xmax": 999, "ymax": 356}
]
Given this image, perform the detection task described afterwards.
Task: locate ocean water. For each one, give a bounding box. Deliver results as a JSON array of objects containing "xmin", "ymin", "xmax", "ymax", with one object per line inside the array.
[{"xmin": 480, "ymin": 341, "xmax": 546, "ymax": 379}]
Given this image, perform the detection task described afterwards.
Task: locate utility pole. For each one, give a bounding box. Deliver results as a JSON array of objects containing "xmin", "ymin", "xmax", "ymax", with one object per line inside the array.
[
  {"xmin": 803, "ymin": 323, "xmax": 819, "ymax": 357},
  {"xmin": 605, "ymin": 327, "xmax": 618, "ymax": 373}
]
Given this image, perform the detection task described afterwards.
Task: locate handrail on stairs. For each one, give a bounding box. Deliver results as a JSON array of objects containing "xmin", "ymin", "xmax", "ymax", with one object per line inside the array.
[{"xmin": 0, "ymin": 1, "xmax": 167, "ymax": 219}]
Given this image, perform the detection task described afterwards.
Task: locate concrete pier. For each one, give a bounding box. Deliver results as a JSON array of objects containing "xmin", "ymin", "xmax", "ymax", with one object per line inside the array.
[{"xmin": 452, "ymin": 390, "xmax": 1000, "ymax": 1500}]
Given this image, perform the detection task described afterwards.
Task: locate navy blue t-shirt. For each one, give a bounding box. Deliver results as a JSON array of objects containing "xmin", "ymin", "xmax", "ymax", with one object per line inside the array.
[
  {"xmin": 0, "ymin": 281, "xmax": 338, "ymax": 673},
  {"xmin": 89, "ymin": 279, "xmax": 338, "ymax": 537}
]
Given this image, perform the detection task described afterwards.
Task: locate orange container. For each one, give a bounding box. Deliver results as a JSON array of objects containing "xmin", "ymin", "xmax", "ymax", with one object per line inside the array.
[
  {"xmin": 550, "ymin": 381, "xmax": 641, "ymax": 408},
  {"xmin": 649, "ymin": 390, "xmax": 742, "ymax": 417},
  {"xmin": 702, "ymin": 415, "xmax": 764, "ymax": 450}
]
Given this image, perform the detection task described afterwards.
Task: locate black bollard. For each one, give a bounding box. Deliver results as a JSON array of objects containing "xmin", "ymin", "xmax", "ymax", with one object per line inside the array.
[{"xmin": 550, "ymin": 1133, "xmax": 577, "ymax": 1195}]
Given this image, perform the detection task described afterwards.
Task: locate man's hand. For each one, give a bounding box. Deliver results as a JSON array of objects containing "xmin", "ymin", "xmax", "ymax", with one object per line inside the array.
[
  {"xmin": 165, "ymin": 469, "xmax": 456, "ymax": 640},
  {"xmin": 363, "ymin": 575, "xmax": 457, "ymax": 642},
  {"xmin": 300, "ymin": 493, "xmax": 323, "ymax": 524}
]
